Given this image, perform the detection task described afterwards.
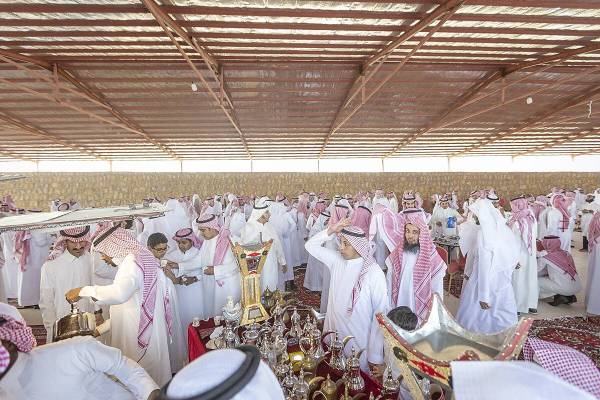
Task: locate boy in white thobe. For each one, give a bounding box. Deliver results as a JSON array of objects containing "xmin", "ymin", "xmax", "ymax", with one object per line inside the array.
[
  {"xmin": 457, "ymin": 197, "xmax": 520, "ymax": 335},
  {"xmin": 305, "ymin": 217, "xmax": 388, "ymax": 374},
  {"xmin": 196, "ymin": 214, "xmax": 242, "ymax": 317},
  {"xmin": 39, "ymin": 226, "xmax": 100, "ymax": 343},
  {"xmin": 66, "ymin": 226, "xmax": 173, "ymax": 386},
  {"xmin": 0, "ymin": 302, "xmax": 159, "ymax": 400}
]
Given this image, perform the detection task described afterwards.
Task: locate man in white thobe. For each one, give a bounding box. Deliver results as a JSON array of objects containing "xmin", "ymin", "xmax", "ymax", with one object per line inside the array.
[
  {"xmin": 0, "ymin": 302, "xmax": 159, "ymax": 400},
  {"xmin": 580, "ymin": 193, "xmax": 600, "ymax": 251},
  {"xmin": 66, "ymin": 226, "xmax": 173, "ymax": 386},
  {"xmin": 238, "ymin": 197, "xmax": 287, "ymax": 292},
  {"xmin": 303, "ymin": 209, "xmax": 329, "ymax": 293},
  {"xmin": 537, "ymin": 235, "xmax": 582, "ymax": 306},
  {"xmin": 457, "ymin": 197, "xmax": 520, "ymax": 335},
  {"xmin": 39, "ymin": 226, "xmax": 100, "ymax": 343},
  {"xmin": 268, "ymin": 199, "xmax": 296, "ymax": 290},
  {"xmin": 386, "ymin": 209, "xmax": 447, "ymax": 322},
  {"xmin": 196, "ymin": 214, "xmax": 242, "ymax": 316},
  {"xmin": 305, "ymin": 217, "xmax": 388, "ymax": 374},
  {"xmin": 14, "ymin": 226, "xmax": 52, "ymax": 307},
  {"xmin": 146, "ymin": 232, "xmax": 187, "ymax": 375},
  {"xmin": 508, "ymin": 196, "xmax": 539, "ymax": 315},
  {"xmin": 585, "ymin": 212, "xmax": 600, "ymax": 316},
  {"xmin": 430, "ymin": 195, "xmax": 462, "ymax": 237},
  {"xmin": 546, "ymin": 194, "xmax": 574, "ymax": 253}
]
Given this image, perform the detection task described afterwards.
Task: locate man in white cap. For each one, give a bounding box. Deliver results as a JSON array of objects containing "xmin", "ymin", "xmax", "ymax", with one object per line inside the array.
[
  {"xmin": 0, "ymin": 301, "xmax": 160, "ymax": 400},
  {"xmin": 195, "ymin": 214, "xmax": 242, "ymax": 316},
  {"xmin": 305, "ymin": 217, "xmax": 388, "ymax": 374},
  {"xmin": 238, "ymin": 197, "xmax": 287, "ymax": 292},
  {"xmin": 507, "ymin": 196, "xmax": 539, "ymax": 315},
  {"xmin": 39, "ymin": 226, "xmax": 101, "ymax": 343},
  {"xmin": 160, "ymin": 346, "xmax": 284, "ymax": 400},
  {"xmin": 65, "ymin": 226, "xmax": 173, "ymax": 386},
  {"xmin": 457, "ymin": 196, "xmax": 520, "ymax": 334}
]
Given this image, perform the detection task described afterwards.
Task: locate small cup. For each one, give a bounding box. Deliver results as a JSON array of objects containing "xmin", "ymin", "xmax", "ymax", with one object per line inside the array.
[
  {"xmin": 214, "ymin": 316, "xmax": 222, "ymax": 325},
  {"xmin": 192, "ymin": 317, "xmax": 200, "ymax": 327},
  {"xmin": 160, "ymin": 259, "xmax": 168, "ymax": 268}
]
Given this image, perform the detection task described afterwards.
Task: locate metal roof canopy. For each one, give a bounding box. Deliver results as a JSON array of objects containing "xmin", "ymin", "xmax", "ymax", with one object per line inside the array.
[{"xmin": 0, "ymin": 0, "xmax": 599, "ymax": 161}]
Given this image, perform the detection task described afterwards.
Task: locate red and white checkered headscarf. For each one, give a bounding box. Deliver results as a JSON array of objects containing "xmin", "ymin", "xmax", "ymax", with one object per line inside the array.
[
  {"xmin": 523, "ymin": 337, "xmax": 600, "ymax": 398},
  {"xmin": 47, "ymin": 226, "xmax": 91, "ymax": 261},
  {"xmin": 0, "ymin": 313, "xmax": 36, "ymax": 353},
  {"xmin": 311, "ymin": 201, "xmax": 326, "ymax": 219},
  {"xmin": 588, "ymin": 212, "xmax": 600, "ymax": 252},
  {"xmin": 551, "ymin": 194, "xmax": 571, "ymax": 232},
  {"xmin": 13, "ymin": 230, "xmax": 31, "ymax": 271},
  {"xmin": 197, "ymin": 214, "xmax": 231, "ymax": 266},
  {"xmin": 351, "ymin": 205, "xmax": 372, "ymax": 234},
  {"xmin": 508, "ymin": 197, "xmax": 535, "ymax": 251},
  {"xmin": 173, "ymin": 227, "xmax": 202, "ymax": 249},
  {"xmin": 388, "ymin": 210, "xmax": 446, "ymax": 322},
  {"xmin": 328, "ymin": 204, "xmax": 350, "ymax": 228},
  {"xmin": 92, "ymin": 226, "xmax": 172, "ymax": 349},
  {"xmin": 541, "ymin": 236, "xmax": 577, "ymax": 280},
  {"xmin": 339, "ymin": 226, "xmax": 377, "ymax": 316}
]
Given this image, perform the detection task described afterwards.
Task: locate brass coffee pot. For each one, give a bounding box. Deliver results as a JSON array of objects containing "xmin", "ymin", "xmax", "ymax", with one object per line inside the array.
[
  {"xmin": 323, "ymin": 331, "xmax": 354, "ymax": 372},
  {"xmin": 53, "ymin": 303, "xmax": 96, "ymax": 342},
  {"xmin": 311, "ymin": 374, "xmax": 343, "ymax": 400}
]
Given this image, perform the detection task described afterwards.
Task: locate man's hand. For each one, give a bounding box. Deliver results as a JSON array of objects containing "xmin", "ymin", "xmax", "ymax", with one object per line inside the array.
[
  {"xmin": 435, "ymin": 221, "xmax": 442, "ymax": 227},
  {"xmin": 326, "ymin": 217, "xmax": 352, "ymax": 236},
  {"xmin": 282, "ymin": 264, "xmax": 288, "ymax": 274},
  {"xmin": 65, "ymin": 287, "xmax": 82, "ymax": 304},
  {"xmin": 95, "ymin": 313, "xmax": 104, "ymax": 326},
  {"xmin": 479, "ymin": 301, "xmax": 490, "ymax": 310},
  {"xmin": 204, "ymin": 266, "xmax": 215, "ymax": 275},
  {"xmin": 368, "ymin": 362, "xmax": 385, "ymax": 380},
  {"xmin": 166, "ymin": 261, "xmax": 179, "ymax": 269},
  {"xmin": 162, "ymin": 268, "xmax": 179, "ymax": 285},
  {"xmin": 183, "ymin": 276, "xmax": 198, "ymax": 286},
  {"xmin": 100, "ymin": 254, "xmax": 116, "ymax": 267},
  {"xmin": 92, "ymin": 329, "xmax": 101, "ymax": 338}
]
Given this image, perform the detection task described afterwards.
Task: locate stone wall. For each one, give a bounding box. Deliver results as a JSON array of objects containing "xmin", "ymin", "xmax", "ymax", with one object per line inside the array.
[{"xmin": 2, "ymin": 172, "xmax": 599, "ymax": 210}]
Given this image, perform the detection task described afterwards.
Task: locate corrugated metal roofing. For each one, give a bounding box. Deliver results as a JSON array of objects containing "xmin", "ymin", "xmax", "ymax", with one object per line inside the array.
[{"xmin": 0, "ymin": 0, "xmax": 598, "ymax": 160}]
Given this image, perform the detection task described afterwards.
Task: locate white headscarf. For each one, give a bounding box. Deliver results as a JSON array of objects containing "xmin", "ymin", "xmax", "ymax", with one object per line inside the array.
[
  {"xmin": 166, "ymin": 348, "xmax": 285, "ymax": 400},
  {"xmin": 239, "ymin": 197, "xmax": 271, "ymax": 244}
]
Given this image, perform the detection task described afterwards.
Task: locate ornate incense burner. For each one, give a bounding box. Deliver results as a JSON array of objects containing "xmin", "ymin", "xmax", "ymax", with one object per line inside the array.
[{"xmin": 230, "ymin": 239, "xmax": 273, "ymax": 325}]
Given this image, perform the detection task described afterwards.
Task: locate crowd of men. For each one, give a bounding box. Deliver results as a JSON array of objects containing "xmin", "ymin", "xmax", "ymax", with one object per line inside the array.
[{"xmin": 0, "ymin": 186, "xmax": 599, "ymax": 399}]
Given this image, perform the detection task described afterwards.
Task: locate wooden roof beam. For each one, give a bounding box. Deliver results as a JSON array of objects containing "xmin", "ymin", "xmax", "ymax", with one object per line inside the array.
[
  {"xmin": 514, "ymin": 127, "xmax": 598, "ymax": 157},
  {"xmin": 0, "ymin": 49, "xmax": 180, "ymax": 160},
  {"xmin": 318, "ymin": 0, "xmax": 463, "ymax": 158},
  {"xmin": 140, "ymin": 0, "xmax": 251, "ymax": 159},
  {"xmin": 383, "ymin": 43, "xmax": 600, "ymax": 157},
  {"xmin": 452, "ymin": 84, "xmax": 600, "ymax": 156},
  {"xmin": 0, "ymin": 111, "xmax": 106, "ymax": 160}
]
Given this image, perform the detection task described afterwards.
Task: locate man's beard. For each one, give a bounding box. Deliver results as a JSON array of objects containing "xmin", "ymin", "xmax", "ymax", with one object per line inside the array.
[{"xmin": 404, "ymin": 239, "xmax": 420, "ymax": 254}]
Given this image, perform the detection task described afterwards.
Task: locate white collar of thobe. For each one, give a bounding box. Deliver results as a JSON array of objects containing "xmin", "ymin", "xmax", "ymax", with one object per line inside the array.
[
  {"xmin": 61, "ymin": 251, "xmax": 86, "ymax": 263},
  {"xmin": 345, "ymin": 257, "xmax": 363, "ymax": 267}
]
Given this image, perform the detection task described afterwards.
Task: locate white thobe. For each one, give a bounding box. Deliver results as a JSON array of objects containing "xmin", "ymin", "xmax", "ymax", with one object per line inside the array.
[
  {"xmin": 0, "ymin": 336, "xmax": 158, "ymax": 400},
  {"xmin": 39, "ymin": 251, "xmax": 98, "ymax": 343},
  {"xmin": 1, "ymin": 231, "xmax": 19, "ymax": 298},
  {"xmin": 17, "ymin": 231, "xmax": 52, "ymax": 307},
  {"xmin": 305, "ymin": 229, "xmax": 389, "ymax": 372},
  {"xmin": 510, "ymin": 223, "xmax": 539, "ymax": 313},
  {"xmin": 92, "ymin": 253, "xmax": 118, "ymax": 319},
  {"xmin": 239, "ymin": 222, "xmax": 286, "ymax": 292},
  {"xmin": 295, "ymin": 211, "xmax": 309, "ymax": 266},
  {"xmin": 537, "ymin": 207, "xmax": 550, "ymax": 240},
  {"xmin": 167, "ymin": 247, "xmax": 211, "ymax": 321},
  {"xmin": 386, "ymin": 251, "xmax": 445, "ymax": 310},
  {"xmin": 79, "ymin": 253, "xmax": 172, "ymax": 386},
  {"xmin": 269, "ymin": 213, "xmax": 296, "ymax": 288},
  {"xmin": 537, "ymin": 256, "xmax": 582, "ymax": 299},
  {"xmin": 161, "ymin": 268, "xmax": 187, "ymax": 373},
  {"xmin": 457, "ymin": 234, "xmax": 518, "ymax": 334},
  {"xmin": 196, "ymin": 236, "xmax": 241, "ymax": 317},
  {"xmin": 303, "ymin": 215, "xmax": 327, "ymax": 292},
  {"xmin": 430, "ymin": 206, "xmax": 461, "ymax": 237},
  {"xmin": 581, "ymin": 204, "xmax": 600, "ymax": 237},
  {"xmin": 585, "ymin": 243, "xmax": 600, "ymax": 315},
  {"xmin": 227, "ymin": 211, "xmax": 246, "ymax": 238},
  {"xmin": 546, "ymin": 208, "xmax": 573, "ymax": 253}
]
